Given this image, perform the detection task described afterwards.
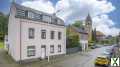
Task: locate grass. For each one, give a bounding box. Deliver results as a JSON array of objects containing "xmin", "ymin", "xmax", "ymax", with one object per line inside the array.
[{"xmin": 0, "ymin": 41, "xmax": 4, "ymax": 48}]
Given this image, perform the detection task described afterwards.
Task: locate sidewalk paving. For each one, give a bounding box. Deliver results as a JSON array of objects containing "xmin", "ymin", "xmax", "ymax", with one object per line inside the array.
[{"xmin": 0, "ymin": 48, "xmax": 91, "ymax": 67}]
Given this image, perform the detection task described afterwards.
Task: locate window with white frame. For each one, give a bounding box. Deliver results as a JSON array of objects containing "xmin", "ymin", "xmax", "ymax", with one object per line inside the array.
[
  {"xmin": 28, "ymin": 11, "xmax": 35, "ymax": 19},
  {"xmin": 51, "ymin": 31, "xmax": 55, "ymax": 39},
  {"xmin": 28, "ymin": 28, "xmax": 35, "ymax": 39},
  {"xmin": 41, "ymin": 30, "xmax": 46, "ymax": 39},
  {"xmin": 16, "ymin": 9, "xmax": 26, "ymax": 17},
  {"xmin": 58, "ymin": 45, "xmax": 61, "ymax": 52},
  {"xmin": 58, "ymin": 32, "xmax": 62, "ymax": 40},
  {"xmin": 35, "ymin": 14, "xmax": 42, "ymax": 20},
  {"xmin": 50, "ymin": 45, "xmax": 54, "ymax": 53},
  {"xmin": 27, "ymin": 46, "xmax": 36, "ymax": 57}
]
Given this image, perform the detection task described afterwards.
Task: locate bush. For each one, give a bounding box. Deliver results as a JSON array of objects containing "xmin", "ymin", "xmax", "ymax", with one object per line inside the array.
[{"xmin": 67, "ymin": 34, "xmax": 80, "ymax": 48}]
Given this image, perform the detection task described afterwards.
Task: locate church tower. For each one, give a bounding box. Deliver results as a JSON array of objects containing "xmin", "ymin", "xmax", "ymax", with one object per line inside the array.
[{"xmin": 85, "ymin": 13, "xmax": 92, "ymax": 44}]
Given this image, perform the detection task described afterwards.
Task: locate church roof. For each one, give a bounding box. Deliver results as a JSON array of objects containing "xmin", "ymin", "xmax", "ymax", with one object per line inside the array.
[
  {"xmin": 72, "ymin": 26, "xmax": 88, "ymax": 34},
  {"xmin": 96, "ymin": 31, "xmax": 105, "ymax": 36}
]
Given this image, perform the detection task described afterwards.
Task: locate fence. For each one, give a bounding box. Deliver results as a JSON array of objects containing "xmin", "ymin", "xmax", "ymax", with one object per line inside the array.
[{"xmin": 66, "ymin": 47, "xmax": 81, "ymax": 54}]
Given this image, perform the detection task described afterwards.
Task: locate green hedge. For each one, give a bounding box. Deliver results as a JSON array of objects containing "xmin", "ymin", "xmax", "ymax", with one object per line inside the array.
[
  {"xmin": 0, "ymin": 42, "xmax": 4, "ymax": 48},
  {"xmin": 67, "ymin": 34, "xmax": 80, "ymax": 48}
]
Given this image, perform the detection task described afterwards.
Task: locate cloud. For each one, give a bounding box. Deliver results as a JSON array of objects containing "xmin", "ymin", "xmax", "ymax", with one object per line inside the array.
[
  {"xmin": 21, "ymin": 0, "xmax": 119, "ymax": 36},
  {"xmin": 93, "ymin": 14, "xmax": 120, "ymax": 36},
  {"xmin": 56, "ymin": 0, "xmax": 119, "ymax": 36},
  {"xmin": 22, "ymin": 0, "xmax": 55, "ymax": 14},
  {"xmin": 56, "ymin": 0, "xmax": 115, "ymax": 23}
]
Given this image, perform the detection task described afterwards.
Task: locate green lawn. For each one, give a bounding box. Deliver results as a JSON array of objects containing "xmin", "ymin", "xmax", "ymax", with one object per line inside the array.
[{"xmin": 0, "ymin": 42, "xmax": 4, "ymax": 48}]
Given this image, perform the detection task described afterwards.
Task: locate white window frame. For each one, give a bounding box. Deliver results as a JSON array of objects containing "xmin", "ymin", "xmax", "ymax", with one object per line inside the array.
[
  {"xmin": 50, "ymin": 45, "xmax": 54, "ymax": 53},
  {"xmin": 27, "ymin": 46, "xmax": 36, "ymax": 57},
  {"xmin": 58, "ymin": 45, "xmax": 61, "ymax": 52},
  {"xmin": 29, "ymin": 28, "xmax": 35, "ymax": 39}
]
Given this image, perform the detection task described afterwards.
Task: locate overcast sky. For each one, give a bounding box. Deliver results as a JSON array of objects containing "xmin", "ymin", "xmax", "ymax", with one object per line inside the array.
[{"xmin": 0, "ymin": 0, "xmax": 120, "ymax": 36}]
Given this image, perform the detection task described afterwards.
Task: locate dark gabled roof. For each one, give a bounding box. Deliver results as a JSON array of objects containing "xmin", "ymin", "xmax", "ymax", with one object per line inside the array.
[
  {"xmin": 77, "ymin": 28, "xmax": 88, "ymax": 34},
  {"xmin": 11, "ymin": 3, "xmax": 64, "ymax": 26},
  {"xmin": 71, "ymin": 26, "xmax": 88, "ymax": 34}
]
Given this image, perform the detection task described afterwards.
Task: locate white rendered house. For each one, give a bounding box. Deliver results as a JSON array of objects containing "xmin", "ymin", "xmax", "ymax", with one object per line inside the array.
[
  {"xmin": 78, "ymin": 29, "xmax": 88, "ymax": 51},
  {"xmin": 7, "ymin": 3, "xmax": 66, "ymax": 62}
]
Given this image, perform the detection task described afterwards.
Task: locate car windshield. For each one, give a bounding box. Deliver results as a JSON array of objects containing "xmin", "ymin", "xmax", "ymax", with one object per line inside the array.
[{"xmin": 97, "ymin": 57, "xmax": 106, "ymax": 59}]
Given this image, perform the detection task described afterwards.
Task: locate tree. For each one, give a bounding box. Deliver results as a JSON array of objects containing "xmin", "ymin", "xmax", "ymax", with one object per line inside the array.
[
  {"xmin": 0, "ymin": 12, "xmax": 8, "ymax": 41},
  {"xmin": 72, "ymin": 20, "xmax": 83, "ymax": 28},
  {"xmin": 66, "ymin": 25, "xmax": 80, "ymax": 48},
  {"xmin": 92, "ymin": 28, "xmax": 97, "ymax": 43},
  {"xmin": 67, "ymin": 34, "xmax": 80, "ymax": 48}
]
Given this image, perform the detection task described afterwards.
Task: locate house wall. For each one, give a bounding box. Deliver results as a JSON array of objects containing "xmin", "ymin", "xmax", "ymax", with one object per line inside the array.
[
  {"xmin": 79, "ymin": 34, "xmax": 88, "ymax": 51},
  {"xmin": 80, "ymin": 40, "xmax": 88, "ymax": 51},
  {"xmin": 8, "ymin": 5, "xmax": 21, "ymax": 61},
  {"xmin": 8, "ymin": 18, "xmax": 66, "ymax": 61}
]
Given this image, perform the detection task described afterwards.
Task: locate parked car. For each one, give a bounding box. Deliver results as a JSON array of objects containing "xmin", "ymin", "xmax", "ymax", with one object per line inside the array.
[
  {"xmin": 102, "ymin": 51, "xmax": 112, "ymax": 59},
  {"xmin": 95, "ymin": 55, "xmax": 110, "ymax": 67},
  {"xmin": 91, "ymin": 45, "xmax": 103, "ymax": 49},
  {"xmin": 90, "ymin": 45, "xmax": 97, "ymax": 49}
]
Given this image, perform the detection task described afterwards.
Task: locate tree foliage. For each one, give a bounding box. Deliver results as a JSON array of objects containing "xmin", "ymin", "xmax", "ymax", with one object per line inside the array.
[
  {"xmin": 0, "ymin": 12, "xmax": 8, "ymax": 41},
  {"xmin": 72, "ymin": 20, "xmax": 83, "ymax": 28},
  {"xmin": 66, "ymin": 24, "xmax": 80, "ymax": 48},
  {"xmin": 67, "ymin": 34, "xmax": 80, "ymax": 48}
]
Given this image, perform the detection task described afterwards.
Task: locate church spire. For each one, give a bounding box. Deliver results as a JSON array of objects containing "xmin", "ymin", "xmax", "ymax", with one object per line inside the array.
[{"xmin": 86, "ymin": 13, "xmax": 92, "ymax": 22}]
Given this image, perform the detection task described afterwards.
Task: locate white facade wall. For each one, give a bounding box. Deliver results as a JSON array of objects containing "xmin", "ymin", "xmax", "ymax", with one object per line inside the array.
[
  {"xmin": 19, "ymin": 19, "xmax": 66, "ymax": 60},
  {"xmin": 8, "ymin": 5, "xmax": 21, "ymax": 61},
  {"xmin": 80, "ymin": 40, "xmax": 88, "ymax": 51}
]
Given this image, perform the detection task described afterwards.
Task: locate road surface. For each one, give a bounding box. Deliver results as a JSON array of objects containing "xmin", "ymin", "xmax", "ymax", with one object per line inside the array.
[{"xmin": 46, "ymin": 46, "xmax": 111, "ymax": 67}]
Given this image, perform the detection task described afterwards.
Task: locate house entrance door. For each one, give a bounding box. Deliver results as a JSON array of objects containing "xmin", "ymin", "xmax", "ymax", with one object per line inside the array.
[{"xmin": 41, "ymin": 45, "xmax": 46, "ymax": 59}]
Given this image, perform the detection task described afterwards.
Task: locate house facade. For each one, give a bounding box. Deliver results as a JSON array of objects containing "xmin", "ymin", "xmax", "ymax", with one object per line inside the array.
[
  {"xmin": 96, "ymin": 31, "xmax": 105, "ymax": 41},
  {"xmin": 6, "ymin": 3, "xmax": 66, "ymax": 62},
  {"xmin": 78, "ymin": 28, "xmax": 88, "ymax": 51},
  {"xmin": 68, "ymin": 26, "xmax": 88, "ymax": 51}
]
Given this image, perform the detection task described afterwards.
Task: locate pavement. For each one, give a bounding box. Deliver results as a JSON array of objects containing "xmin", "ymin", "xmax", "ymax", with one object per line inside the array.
[{"xmin": 0, "ymin": 46, "xmax": 112, "ymax": 67}]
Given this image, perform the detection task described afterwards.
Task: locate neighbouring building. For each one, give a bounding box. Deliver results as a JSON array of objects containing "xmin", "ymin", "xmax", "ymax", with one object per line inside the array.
[
  {"xmin": 6, "ymin": 3, "xmax": 66, "ymax": 62},
  {"xmin": 75, "ymin": 27, "xmax": 88, "ymax": 51},
  {"xmin": 77, "ymin": 14, "xmax": 92, "ymax": 50},
  {"xmin": 67, "ymin": 26, "xmax": 88, "ymax": 51},
  {"xmin": 79, "ymin": 28, "xmax": 88, "ymax": 51},
  {"xmin": 66, "ymin": 14, "xmax": 92, "ymax": 51},
  {"xmin": 96, "ymin": 31, "xmax": 105, "ymax": 41}
]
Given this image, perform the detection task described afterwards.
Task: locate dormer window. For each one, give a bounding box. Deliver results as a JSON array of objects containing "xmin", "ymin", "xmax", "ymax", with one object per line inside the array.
[
  {"xmin": 16, "ymin": 9, "xmax": 26, "ymax": 17},
  {"xmin": 35, "ymin": 14, "xmax": 42, "ymax": 20},
  {"xmin": 28, "ymin": 11, "xmax": 35, "ymax": 19},
  {"xmin": 51, "ymin": 18, "xmax": 57, "ymax": 24}
]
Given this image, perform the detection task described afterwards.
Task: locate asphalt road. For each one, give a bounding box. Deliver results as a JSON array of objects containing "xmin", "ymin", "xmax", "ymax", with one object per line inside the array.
[{"xmin": 46, "ymin": 46, "xmax": 111, "ymax": 67}]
